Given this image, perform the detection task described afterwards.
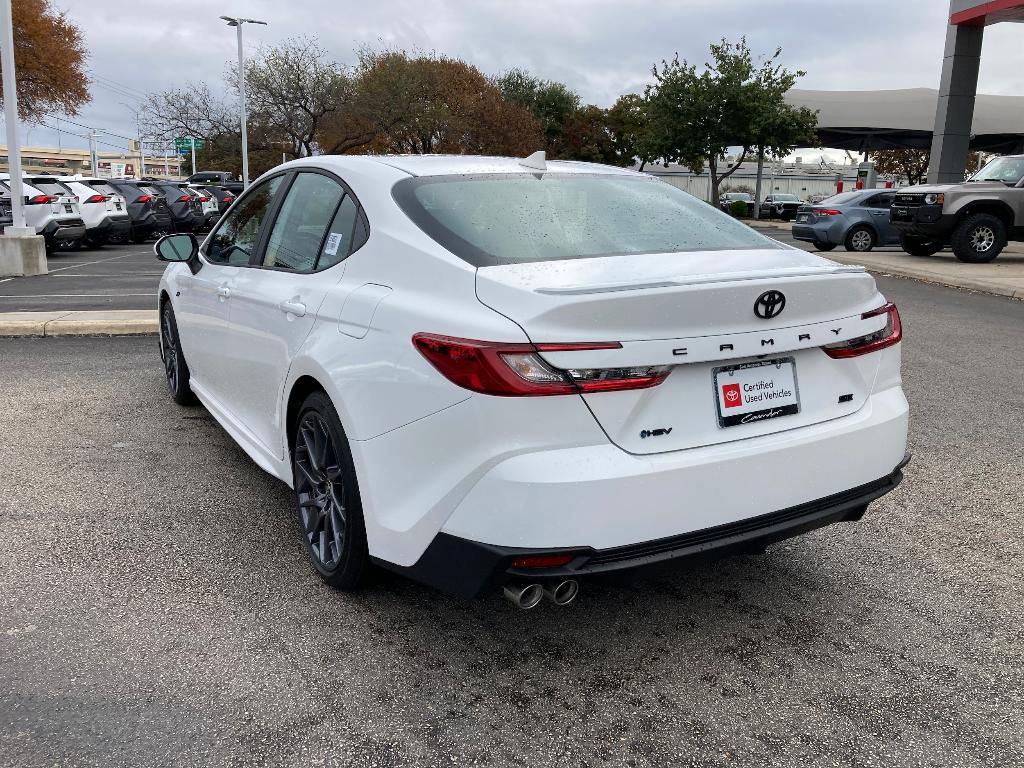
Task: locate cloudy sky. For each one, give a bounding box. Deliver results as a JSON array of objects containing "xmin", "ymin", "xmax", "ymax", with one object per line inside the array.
[{"xmin": 10, "ymin": 0, "xmax": 1024, "ymax": 157}]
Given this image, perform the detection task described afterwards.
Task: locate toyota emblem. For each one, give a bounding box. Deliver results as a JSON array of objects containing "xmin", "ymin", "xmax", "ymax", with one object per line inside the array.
[{"xmin": 754, "ymin": 290, "xmax": 786, "ymax": 320}]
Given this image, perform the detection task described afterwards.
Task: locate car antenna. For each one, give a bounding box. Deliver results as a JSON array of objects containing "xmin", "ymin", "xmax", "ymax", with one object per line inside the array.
[{"xmin": 519, "ymin": 150, "xmax": 547, "ymax": 172}]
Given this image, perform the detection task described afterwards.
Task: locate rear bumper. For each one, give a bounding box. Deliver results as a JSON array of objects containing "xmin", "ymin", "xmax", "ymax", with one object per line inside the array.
[
  {"xmin": 383, "ymin": 386, "xmax": 909, "ymax": 597},
  {"xmin": 40, "ymin": 219, "xmax": 86, "ymax": 243},
  {"xmin": 792, "ymin": 222, "xmax": 842, "ymax": 244},
  {"xmin": 88, "ymin": 215, "xmax": 131, "ymax": 240},
  {"xmin": 389, "ymin": 454, "xmax": 910, "ymax": 598}
]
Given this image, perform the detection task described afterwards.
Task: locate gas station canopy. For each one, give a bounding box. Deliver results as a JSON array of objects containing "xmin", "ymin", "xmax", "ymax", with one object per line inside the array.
[{"xmin": 785, "ymin": 88, "xmax": 1024, "ymax": 153}]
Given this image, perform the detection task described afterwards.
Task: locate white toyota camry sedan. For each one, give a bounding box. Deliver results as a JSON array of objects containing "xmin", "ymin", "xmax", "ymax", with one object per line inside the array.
[{"xmin": 155, "ymin": 154, "xmax": 909, "ymax": 608}]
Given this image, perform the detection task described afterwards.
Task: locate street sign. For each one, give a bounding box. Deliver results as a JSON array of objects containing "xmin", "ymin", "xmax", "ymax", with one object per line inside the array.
[{"xmin": 174, "ymin": 137, "xmax": 205, "ymax": 150}]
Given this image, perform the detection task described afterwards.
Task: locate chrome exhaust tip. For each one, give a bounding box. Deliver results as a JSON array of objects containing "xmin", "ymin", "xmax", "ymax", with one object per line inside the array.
[
  {"xmin": 503, "ymin": 582, "xmax": 544, "ymax": 610},
  {"xmin": 544, "ymin": 579, "xmax": 579, "ymax": 606}
]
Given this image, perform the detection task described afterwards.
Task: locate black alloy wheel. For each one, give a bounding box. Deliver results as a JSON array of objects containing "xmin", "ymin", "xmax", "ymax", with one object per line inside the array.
[
  {"xmin": 160, "ymin": 303, "xmax": 196, "ymax": 406},
  {"xmin": 951, "ymin": 213, "xmax": 1006, "ymax": 263},
  {"xmin": 292, "ymin": 392, "xmax": 368, "ymax": 589}
]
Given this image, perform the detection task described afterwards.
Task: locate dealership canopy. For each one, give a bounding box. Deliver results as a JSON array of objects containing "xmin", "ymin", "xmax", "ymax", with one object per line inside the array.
[{"xmin": 785, "ymin": 88, "xmax": 1024, "ymax": 153}]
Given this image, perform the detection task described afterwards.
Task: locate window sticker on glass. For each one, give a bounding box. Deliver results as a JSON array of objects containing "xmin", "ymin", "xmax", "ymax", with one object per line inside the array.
[{"xmin": 324, "ymin": 232, "xmax": 343, "ymax": 256}]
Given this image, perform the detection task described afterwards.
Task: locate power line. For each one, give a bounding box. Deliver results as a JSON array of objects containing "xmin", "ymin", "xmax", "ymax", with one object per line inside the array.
[
  {"xmin": 42, "ymin": 113, "xmax": 136, "ymax": 142},
  {"xmin": 91, "ymin": 80, "xmax": 143, "ymax": 103},
  {"xmin": 87, "ymin": 71, "xmax": 149, "ymax": 99}
]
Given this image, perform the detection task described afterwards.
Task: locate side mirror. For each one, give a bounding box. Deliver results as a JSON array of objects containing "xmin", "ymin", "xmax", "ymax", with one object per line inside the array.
[{"xmin": 154, "ymin": 233, "xmax": 200, "ymax": 273}]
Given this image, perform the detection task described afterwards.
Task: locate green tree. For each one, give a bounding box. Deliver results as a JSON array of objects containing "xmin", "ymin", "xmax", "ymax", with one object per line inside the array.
[
  {"xmin": 606, "ymin": 93, "xmax": 658, "ymax": 169},
  {"xmin": 497, "ymin": 68, "xmax": 580, "ymax": 153},
  {"xmin": 645, "ymin": 38, "xmax": 817, "ymax": 206}
]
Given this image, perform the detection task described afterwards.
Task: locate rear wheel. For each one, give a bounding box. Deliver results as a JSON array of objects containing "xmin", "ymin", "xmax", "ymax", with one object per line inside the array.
[
  {"xmin": 292, "ymin": 391, "xmax": 369, "ymax": 590},
  {"xmin": 900, "ymin": 234, "xmax": 941, "ymax": 257},
  {"xmin": 950, "ymin": 213, "xmax": 1005, "ymax": 263},
  {"xmin": 160, "ymin": 302, "xmax": 197, "ymax": 406},
  {"xmin": 844, "ymin": 225, "xmax": 876, "ymax": 252},
  {"xmin": 813, "ymin": 241, "xmax": 837, "ymax": 252}
]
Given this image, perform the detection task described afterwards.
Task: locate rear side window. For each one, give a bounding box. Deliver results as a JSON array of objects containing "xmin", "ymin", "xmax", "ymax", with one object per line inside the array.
[
  {"xmin": 87, "ymin": 181, "xmax": 119, "ymax": 196},
  {"xmin": 205, "ymin": 176, "xmax": 283, "ymax": 266},
  {"xmin": 866, "ymin": 193, "xmax": 895, "ymax": 208},
  {"xmin": 262, "ymin": 173, "xmax": 345, "ymax": 272},
  {"xmin": 393, "ymin": 173, "xmax": 780, "ymax": 267}
]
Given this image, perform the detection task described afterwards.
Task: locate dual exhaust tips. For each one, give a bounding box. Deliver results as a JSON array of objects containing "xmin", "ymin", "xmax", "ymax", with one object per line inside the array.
[{"xmin": 503, "ymin": 580, "xmax": 579, "ymax": 609}]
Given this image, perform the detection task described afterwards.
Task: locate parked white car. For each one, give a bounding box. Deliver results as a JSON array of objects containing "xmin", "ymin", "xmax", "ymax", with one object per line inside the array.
[
  {"xmin": 186, "ymin": 185, "xmax": 220, "ymax": 230},
  {"xmin": 54, "ymin": 176, "xmax": 132, "ymax": 246},
  {"xmin": 155, "ymin": 154, "xmax": 910, "ymax": 608},
  {"xmin": 0, "ymin": 174, "xmax": 86, "ymax": 251}
]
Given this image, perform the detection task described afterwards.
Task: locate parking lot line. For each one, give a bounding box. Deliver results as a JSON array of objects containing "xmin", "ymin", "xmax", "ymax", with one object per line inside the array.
[
  {"xmin": 0, "ymin": 293, "xmax": 155, "ymax": 298},
  {"xmin": 46, "ymin": 252, "xmax": 147, "ymax": 274}
]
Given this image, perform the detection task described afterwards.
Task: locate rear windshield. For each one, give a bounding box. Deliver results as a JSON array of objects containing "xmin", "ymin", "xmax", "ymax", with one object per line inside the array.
[
  {"xmin": 392, "ymin": 173, "xmax": 780, "ymax": 267},
  {"xmin": 27, "ymin": 179, "xmax": 72, "ymax": 196},
  {"xmin": 772, "ymin": 194, "xmax": 800, "ymax": 202},
  {"xmin": 818, "ymin": 191, "xmax": 862, "ymax": 206}
]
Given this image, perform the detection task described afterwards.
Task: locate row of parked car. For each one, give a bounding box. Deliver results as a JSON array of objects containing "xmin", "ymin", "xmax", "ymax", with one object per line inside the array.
[
  {"xmin": 0, "ymin": 174, "xmax": 236, "ymax": 252},
  {"xmin": 718, "ymin": 192, "xmax": 818, "ymax": 221}
]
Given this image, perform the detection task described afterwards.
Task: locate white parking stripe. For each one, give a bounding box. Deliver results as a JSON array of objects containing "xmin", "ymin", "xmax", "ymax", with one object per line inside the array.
[
  {"xmin": 46, "ymin": 252, "xmax": 146, "ymax": 274},
  {"xmin": 0, "ymin": 293, "xmax": 155, "ymax": 298}
]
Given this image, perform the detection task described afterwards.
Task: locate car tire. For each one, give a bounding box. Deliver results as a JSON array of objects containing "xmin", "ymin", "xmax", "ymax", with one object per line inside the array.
[
  {"xmin": 899, "ymin": 234, "xmax": 941, "ymax": 257},
  {"xmin": 291, "ymin": 391, "xmax": 369, "ymax": 591},
  {"xmin": 813, "ymin": 241, "xmax": 837, "ymax": 252},
  {"xmin": 83, "ymin": 236, "xmax": 105, "ymax": 249},
  {"xmin": 950, "ymin": 213, "xmax": 1006, "ymax": 263},
  {"xmin": 159, "ymin": 302, "xmax": 197, "ymax": 406},
  {"xmin": 844, "ymin": 225, "xmax": 876, "ymax": 252}
]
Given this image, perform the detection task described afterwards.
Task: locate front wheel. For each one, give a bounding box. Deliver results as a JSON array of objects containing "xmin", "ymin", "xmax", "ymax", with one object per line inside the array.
[
  {"xmin": 950, "ymin": 213, "xmax": 1006, "ymax": 263},
  {"xmin": 292, "ymin": 391, "xmax": 369, "ymax": 590},
  {"xmin": 900, "ymin": 234, "xmax": 942, "ymax": 257},
  {"xmin": 844, "ymin": 225, "xmax": 876, "ymax": 252},
  {"xmin": 160, "ymin": 303, "xmax": 197, "ymax": 406}
]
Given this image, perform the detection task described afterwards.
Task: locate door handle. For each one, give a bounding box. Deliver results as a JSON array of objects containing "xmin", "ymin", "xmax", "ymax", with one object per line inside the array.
[
  {"xmin": 217, "ymin": 286, "xmax": 231, "ymax": 299},
  {"xmin": 279, "ymin": 299, "xmax": 307, "ymax": 317}
]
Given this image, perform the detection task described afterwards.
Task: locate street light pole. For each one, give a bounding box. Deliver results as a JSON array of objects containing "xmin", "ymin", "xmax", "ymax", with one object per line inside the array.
[
  {"xmin": 220, "ymin": 15, "xmax": 267, "ymax": 188},
  {"xmin": 0, "ymin": 0, "xmax": 30, "ymax": 233}
]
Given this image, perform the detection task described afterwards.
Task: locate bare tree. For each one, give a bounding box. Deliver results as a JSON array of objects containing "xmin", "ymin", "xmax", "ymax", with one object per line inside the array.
[{"xmin": 141, "ymin": 82, "xmax": 235, "ymax": 143}]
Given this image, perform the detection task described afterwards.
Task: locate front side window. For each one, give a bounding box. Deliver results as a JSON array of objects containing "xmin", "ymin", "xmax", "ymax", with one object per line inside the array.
[
  {"xmin": 393, "ymin": 173, "xmax": 780, "ymax": 267},
  {"xmin": 262, "ymin": 173, "xmax": 345, "ymax": 272},
  {"xmin": 205, "ymin": 176, "xmax": 283, "ymax": 266}
]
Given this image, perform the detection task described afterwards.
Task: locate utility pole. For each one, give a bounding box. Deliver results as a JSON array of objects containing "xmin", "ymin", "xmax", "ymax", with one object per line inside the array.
[
  {"xmin": 221, "ymin": 16, "xmax": 267, "ymax": 187},
  {"xmin": 88, "ymin": 131, "xmax": 100, "ymax": 177},
  {"xmin": 0, "ymin": 0, "xmax": 29, "ymax": 233}
]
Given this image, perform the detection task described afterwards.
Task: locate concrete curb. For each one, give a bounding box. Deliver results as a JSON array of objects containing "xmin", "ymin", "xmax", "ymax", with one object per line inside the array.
[{"xmin": 0, "ymin": 310, "xmax": 158, "ymax": 337}]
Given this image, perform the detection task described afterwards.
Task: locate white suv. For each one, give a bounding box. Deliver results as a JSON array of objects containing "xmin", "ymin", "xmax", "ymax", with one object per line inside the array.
[
  {"xmin": 155, "ymin": 155, "xmax": 910, "ymax": 608},
  {"xmin": 47, "ymin": 176, "xmax": 131, "ymax": 247},
  {"xmin": 0, "ymin": 175, "xmax": 86, "ymax": 251}
]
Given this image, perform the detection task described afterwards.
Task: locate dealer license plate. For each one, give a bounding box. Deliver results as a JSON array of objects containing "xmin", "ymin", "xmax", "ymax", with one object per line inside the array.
[
  {"xmin": 64, "ymin": 204, "xmax": 73, "ymax": 213},
  {"xmin": 796, "ymin": 214, "xmax": 809, "ymax": 223},
  {"xmin": 115, "ymin": 202, "xmax": 122, "ymax": 210},
  {"xmin": 713, "ymin": 358, "xmax": 800, "ymax": 428}
]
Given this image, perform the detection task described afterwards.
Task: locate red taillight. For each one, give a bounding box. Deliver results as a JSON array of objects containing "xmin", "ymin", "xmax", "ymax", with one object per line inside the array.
[
  {"xmin": 137, "ymin": 195, "xmax": 152, "ymax": 203},
  {"xmin": 510, "ymin": 554, "xmax": 575, "ymax": 569},
  {"xmin": 27, "ymin": 194, "xmax": 57, "ymax": 205},
  {"xmin": 83, "ymin": 194, "xmax": 108, "ymax": 204},
  {"xmin": 199, "ymin": 196, "xmax": 210, "ymax": 202},
  {"xmin": 222, "ymin": 196, "xmax": 234, "ymax": 204},
  {"xmin": 812, "ymin": 208, "xmax": 842, "ymax": 216},
  {"xmin": 178, "ymin": 195, "xmax": 191, "ymax": 202},
  {"xmin": 823, "ymin": 303, "xmax": 902, "ymax": 359},
  {"xmin": 411, "ymin": 333, "xmax": 671, "ymax": 396}
]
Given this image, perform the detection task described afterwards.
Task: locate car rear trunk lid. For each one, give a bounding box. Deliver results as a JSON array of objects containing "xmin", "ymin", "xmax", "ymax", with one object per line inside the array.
[{"xmin": 476, "ymin": 248, "xmax": 888, "ymax": 454}]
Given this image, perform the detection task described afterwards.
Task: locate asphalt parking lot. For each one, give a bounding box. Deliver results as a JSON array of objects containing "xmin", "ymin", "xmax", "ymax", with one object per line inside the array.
[
  {"xmin": 0, "ymin": 244, "xmax": 160, "ymax": 312},
  {"xmin": 2, "ymin": 276, "xmax": 1022, "ymax": 767}
]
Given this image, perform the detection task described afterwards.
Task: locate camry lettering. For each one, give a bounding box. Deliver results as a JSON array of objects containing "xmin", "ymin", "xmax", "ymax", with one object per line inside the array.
[
  {"xmin": 720, "ymin": 343, "xmax": 734, "ymax": 352},
  {"xmin": 831, "ymin": 328, "xmax": 842, "ymax": 335},
  {"xmin": 799, "ymin": 333, "xmax": 811, "ymax": 341},
  {"xmin": 761, "ymin": 338, "xmax": 774, "ymax": 346},
  {"xmin": 672, "ymin": 348, "xmax": 688, "ymax": 356}
]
